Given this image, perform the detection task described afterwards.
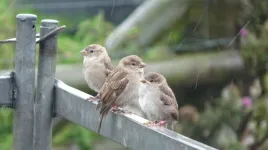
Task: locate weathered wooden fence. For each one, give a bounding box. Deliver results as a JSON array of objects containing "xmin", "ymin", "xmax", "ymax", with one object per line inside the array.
[{"xmin": 0, "ymin": 14, "xmax": 218, "ymax": 150}]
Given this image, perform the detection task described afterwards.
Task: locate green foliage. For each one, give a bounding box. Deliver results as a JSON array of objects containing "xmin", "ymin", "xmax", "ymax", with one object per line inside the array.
[
  {"xmin": 144, "ymin": 45, "xmax": 174, "ymax": 61},
  {"xmin": 242, "ymin": 0, "xmax": 268, "ymax": 76},
  {"xmin": 241, "ymin": 25, "xmax": 268, "ymax": 76},
  {"xmin": 159, "ymin": 13, "xmax": 187, "ymax": 47},
  {"xmin": 0, "ymin": 1, "xmax": 17, "ymax": 148},
  {"xmin": 53, "ymin": 11, "xmax": 115, "ymax": 64},
  {"xmin": 178, "ymin": 80, "xmax": 268, "ymax": 150},
  {"xmin": 0, "ymin": 0, "xmax": 266, "ymax": 149},
  {"xmin": 247, "ymin": 0, "xmax": 268, "ymax": 37},
  {"xmin": 0, "ymin": 0, "xmax": 16, "ymax": 69},
  {"xmin": 0, "ymin": 4, "xmax": 115, "ymax": 68},
  {"xmin": 56, "ymin": 36, "xmax": 84, "ymax": 64},
  {"xmin": 53, "ymin": 123, "xmax": 100, "ymax": 149},
  {"xmin": 0, "ymin": 0, "xmax": 114, "ymax": 149},
  {"xmin": 50, "ymin": 11, "xmax": 115, "ymax": 64},
  {"xmin": 0, "ymin": 109, "xmax": 13, "ymax": 150},
  {"xmin": 75, "ymin": 11, "xmax": 114, "ymax": 46},
  {"xmin": 178, "ymin": 95, "xmax": 244, "ymax": 149}
]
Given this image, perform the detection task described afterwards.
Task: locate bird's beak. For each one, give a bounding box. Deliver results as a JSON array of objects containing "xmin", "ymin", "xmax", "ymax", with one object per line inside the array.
[
  {"xmin": 80, "ymin": 49, "xmax": 87, "ymax": 56},
  {"xmin": 140, "ymin": 79, "xmax": 150, "ymax": 84},
  {"xmin": 139, "ymin": 62, "xmax": 146, "ymax": 68}
]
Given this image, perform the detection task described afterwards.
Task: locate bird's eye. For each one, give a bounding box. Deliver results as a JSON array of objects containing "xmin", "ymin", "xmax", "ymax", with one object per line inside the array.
[
  {"xmin": 90, "ymin": 50, "xmax": 94, "ymax": 53},
  {"xmin": 132, "ymin": 63, "xmax": 136, "ymax": 66}
]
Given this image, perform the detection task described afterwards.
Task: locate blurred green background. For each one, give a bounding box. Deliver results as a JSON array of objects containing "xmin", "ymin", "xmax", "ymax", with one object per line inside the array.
[{"xmin": 1, "ymin": 0, "xmax": 268, "ymax": 150}]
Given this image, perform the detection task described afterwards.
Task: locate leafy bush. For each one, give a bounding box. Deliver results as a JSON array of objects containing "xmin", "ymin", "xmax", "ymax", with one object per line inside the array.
[{"xmin": 58, "ymin": 11, "xmax": 114, "ymax": 64}]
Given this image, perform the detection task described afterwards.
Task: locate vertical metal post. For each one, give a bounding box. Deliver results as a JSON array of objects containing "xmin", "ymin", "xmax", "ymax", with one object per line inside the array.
[
  {"xmin": 14, "ymin": 14, "xmax": 37, "ymax": 150},
  {"xmin": 34, "ymin": 19, "xmax": 58, "ymax": 150}
]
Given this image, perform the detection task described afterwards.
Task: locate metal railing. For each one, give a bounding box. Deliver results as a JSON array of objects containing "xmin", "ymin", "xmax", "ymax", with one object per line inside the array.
[{"xmin": 0, "ymin": 14, "xmax": 218, "ymax": 150}]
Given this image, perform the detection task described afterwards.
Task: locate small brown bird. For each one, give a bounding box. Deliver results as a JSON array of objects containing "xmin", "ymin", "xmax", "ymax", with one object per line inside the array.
[
  {"xmin": 179, "ymin": 105, "xmax": 199, "ymax": 124},
  {"xmin": 80, "ymin": 44, "xmax": 113, "ymax": 100},
  {"xmin": 139, "ymin": 72, "xmax": 179, "ymax": 130},
  {"xmin": 97, "ymin": 55, "xmax": 146, "ymax": 133}
]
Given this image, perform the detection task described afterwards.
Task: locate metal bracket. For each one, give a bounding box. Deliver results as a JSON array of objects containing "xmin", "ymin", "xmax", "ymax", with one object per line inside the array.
[
  {"xmin": 37, "ymin": 25, "xmax": 66, "ymax": 43},
  {"xmin": 0, "ymin": 25, "xmax": 66, "ymax": 45}
]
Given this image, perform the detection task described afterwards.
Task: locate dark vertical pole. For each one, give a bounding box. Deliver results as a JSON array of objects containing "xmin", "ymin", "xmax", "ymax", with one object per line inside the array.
[
  {"xmin": 34, "ymin": 19, "xmax": 58, "ymax": 150},
  {"xmin": 14, "ymin": 14, "xmax": 37, "ymax": 150}
]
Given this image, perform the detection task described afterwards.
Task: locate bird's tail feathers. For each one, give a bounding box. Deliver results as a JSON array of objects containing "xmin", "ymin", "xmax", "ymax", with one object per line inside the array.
[{"xmin": 98, "ymin": 115, "xmax": 104, "ymax": 133}]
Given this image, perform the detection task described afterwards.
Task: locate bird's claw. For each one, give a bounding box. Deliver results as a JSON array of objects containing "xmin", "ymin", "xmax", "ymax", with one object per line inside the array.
[
  {"xmin": 95, "ymin": 93, "xmax": 100, "ymax": 99},
  {"xmin": 143, "ymin": 120, "xmax": 167, "ymax": 127},
  {"xmin": 157, "ymin": 120, "xmax": 167, "ymax": 126},
  {"xmin": 87, "ymin": 96, "xmax": 98, "ymax": 101},
  {"xmin": 111, "ymin": 105, "xmax": 123, "ymax": 112},
  {"xmin": 111, "ymin": 105, "xmax": 130, "ymax": 113},
  {"xmin": 87, "ymin": 93, "xmax": 100, "ymax": 102}
]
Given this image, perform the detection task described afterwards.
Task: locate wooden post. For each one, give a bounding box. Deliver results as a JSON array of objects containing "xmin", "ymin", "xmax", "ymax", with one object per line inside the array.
[
  {"xmin": 34, "ymin": 19, "xmax": 58, "ymax": 150},
  {"xmin": 13, "ymin": 14, "xmax": 37, "ymax": 150}
]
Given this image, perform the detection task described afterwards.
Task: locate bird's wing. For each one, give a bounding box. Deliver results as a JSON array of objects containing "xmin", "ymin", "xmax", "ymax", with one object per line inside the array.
[
  {"xmin": 97, "ymin": 68, "xmax": 129, "ymax": 133},
  {"xmin": 159, "ymin": 85, "xmax": 178, "ymax": 108},
  {"xmin": 103, "ymin": 56, "xmax": 114, "ymax": 75},
  {"xmin": 160, "ymin": 93, "xmax": 179, "ymax": 121},
  {"xmin": 159, "ymin": 85, "xmax": 179, "ymax": 121},
  {"xmin": 98, "ymin": 68, "xmax": 129, "ymax": 116}
]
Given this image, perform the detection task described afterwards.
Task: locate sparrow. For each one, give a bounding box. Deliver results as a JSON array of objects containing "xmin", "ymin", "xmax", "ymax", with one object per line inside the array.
[
  {"xmin": 139, "ymin": 72, "xmax": 179, "ymax": 130},
  {"xmin": 97, "ymin": 55, "xmax": 146, "ymax": 133},
  {"xmin": 80, "ymin": 44, "xmax": 114, "ymax": 100},
  {"xmin": 179, "ymin": 105, "xmax": 199, "ymax": 124}
]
